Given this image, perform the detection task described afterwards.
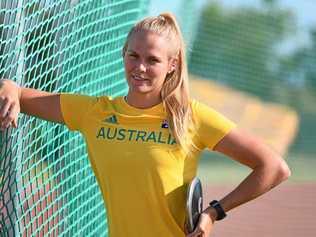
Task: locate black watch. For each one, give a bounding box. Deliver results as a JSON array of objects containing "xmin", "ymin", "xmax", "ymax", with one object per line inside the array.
[{"xmin": 209, "ymin": 200, "xmax": 227, "ymax": 220}]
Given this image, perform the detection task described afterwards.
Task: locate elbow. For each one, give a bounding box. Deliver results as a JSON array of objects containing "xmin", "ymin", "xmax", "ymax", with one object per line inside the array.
[{"xmin": 276, "ymin": 159, "xmax": 291, "ymax": 183}]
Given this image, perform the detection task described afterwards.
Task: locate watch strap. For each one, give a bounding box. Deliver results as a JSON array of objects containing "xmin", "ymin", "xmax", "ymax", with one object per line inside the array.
[{"xmin": 209, "ymin": 200, "xmax": 227, "ymax": 220}]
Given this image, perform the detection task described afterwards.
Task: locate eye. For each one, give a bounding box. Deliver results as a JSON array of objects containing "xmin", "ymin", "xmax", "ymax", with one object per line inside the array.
[
  {"xmin": 128, "ymin": 53, "xmax": 138, "ymax": 59},
  {"xmin": 148, "ymin": 57, "xmax": 160, "ymax": 64}
]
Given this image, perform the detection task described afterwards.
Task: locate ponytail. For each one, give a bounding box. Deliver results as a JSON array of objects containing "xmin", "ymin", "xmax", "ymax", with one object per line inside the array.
[
  {"xmin": 158, "ymin": 13, "xmax": 192, "ymax": 153},
  {"xmin": 123, "ymin": 13, "xmax": 193, "ymax": 153}
]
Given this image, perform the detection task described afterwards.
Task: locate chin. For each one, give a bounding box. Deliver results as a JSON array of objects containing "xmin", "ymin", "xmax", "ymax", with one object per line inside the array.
[
  {"xmin": 131, "ymin": 86, "xmax": 153, "ymax": 94},
  {"xmin": 127, "ymin": 82, "xmax": 151, "ymax": 93}
]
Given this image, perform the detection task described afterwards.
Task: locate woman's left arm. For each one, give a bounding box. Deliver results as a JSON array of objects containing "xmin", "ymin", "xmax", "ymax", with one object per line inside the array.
[
  {"xmin": 212, "ymin": 128, "xmax": 291, "ymax": 213},
  {"xmin": 186, "ymin": 128, "xmax": 291, "ymax": 237}
]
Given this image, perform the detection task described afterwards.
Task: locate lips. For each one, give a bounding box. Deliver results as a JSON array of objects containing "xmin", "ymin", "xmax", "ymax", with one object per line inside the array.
[
  {"xmin": 132, "ymin": 74, "xmax": 148, "ymax": 81},
  {"xmin": 130, "ymin": 74, "xmax": 151, "ymax": 87}
]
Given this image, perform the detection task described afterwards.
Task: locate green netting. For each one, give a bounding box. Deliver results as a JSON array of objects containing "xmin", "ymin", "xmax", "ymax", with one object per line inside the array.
[{"xmin": 0, "ymin": 0, "xmax": 148, "ymax": 236}]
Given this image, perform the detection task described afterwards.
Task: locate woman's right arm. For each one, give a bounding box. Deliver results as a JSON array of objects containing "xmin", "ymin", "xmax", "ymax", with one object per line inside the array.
[{"xmin": 0, "ymin": 79, "xmax": 64, "ymax": 130}]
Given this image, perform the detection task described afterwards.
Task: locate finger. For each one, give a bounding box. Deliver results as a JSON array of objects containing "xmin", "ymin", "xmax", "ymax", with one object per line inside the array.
[
  {"xmin": 184, "ymin": 220, "xmax": 190, "ymax": 235},
  {"xmin": 12, "ymin": 117, "xmax": 18, "ymax": 128},
  {"xmin": 186, "ymin": 232, "xmax": 201, "ymax": 237},
  {"xmin": 0, "ymin": 98, "xmax": 10, "ymax": 119},
  {"xmin": 11, "ymin": 104, "xmax": 20, "ymax": 128},
  {"xmin": 184, "ymin": 227, "xmax": 188, "ymax": 235},
  {"xmin": 186, "ymin": 229, "xmax": 202, "ymax": 237},
  {"xmin": 1, "ymin": 104, "xmax": 18, "ymax": 129},
  {"xmin": 1, "ymin": 118, "xmax": 11, "ymax": 130}
]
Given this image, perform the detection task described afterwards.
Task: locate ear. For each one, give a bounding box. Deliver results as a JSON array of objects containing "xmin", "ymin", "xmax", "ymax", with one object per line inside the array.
[{"xmin": 168, "ymin": 58, "xmax": 178, "ymax": 73}]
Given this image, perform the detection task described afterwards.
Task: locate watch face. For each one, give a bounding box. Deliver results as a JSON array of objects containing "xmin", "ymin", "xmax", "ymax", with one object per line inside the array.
[
  {"xmin": 211, "ymin": 200, "xmax": 219, "ymax": 207},
  {"xmin": 186, "ymin": 177, "xmax": 203, "ymax": 233}
]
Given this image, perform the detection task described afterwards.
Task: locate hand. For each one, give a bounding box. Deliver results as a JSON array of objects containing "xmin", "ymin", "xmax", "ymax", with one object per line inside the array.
[
  {"xmin": 185, "ymin": 207, "xmax": 216, "ymax": 237},
  {"xmin": 0, "ymin": 79, "xmax": 21, "ymax": 130}
]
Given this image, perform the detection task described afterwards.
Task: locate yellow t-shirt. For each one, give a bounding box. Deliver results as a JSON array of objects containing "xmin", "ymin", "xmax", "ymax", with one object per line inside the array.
[{"xmin": 60, "ymin": 94, "xmax": 236, "ymax": 237}]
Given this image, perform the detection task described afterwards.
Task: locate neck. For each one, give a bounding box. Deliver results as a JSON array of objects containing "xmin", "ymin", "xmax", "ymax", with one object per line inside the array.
[{"xmin": 125, "ymin": 92, "xmax": 162, "ymax": 109}]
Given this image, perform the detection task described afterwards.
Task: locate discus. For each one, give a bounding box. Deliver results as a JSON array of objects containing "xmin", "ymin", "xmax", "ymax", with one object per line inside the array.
[{"xmin": 186, "ymin": 177, "xmax": 203, "ymax": 233}]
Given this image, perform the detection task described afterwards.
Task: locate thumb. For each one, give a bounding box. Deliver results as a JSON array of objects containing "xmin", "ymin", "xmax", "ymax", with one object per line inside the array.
[{"xmin": 184, "ymin": 221, "xmax": 189, "ymax": 235}]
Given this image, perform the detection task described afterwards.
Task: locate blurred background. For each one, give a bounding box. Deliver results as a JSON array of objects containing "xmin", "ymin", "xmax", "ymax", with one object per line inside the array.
[
  {"xmin": 0, "ymin": 0, "xmax": 315, "ymax": 236},
  {"xmin": 152, "ymin": 0, "xmax": 316, "ymax": 236}
]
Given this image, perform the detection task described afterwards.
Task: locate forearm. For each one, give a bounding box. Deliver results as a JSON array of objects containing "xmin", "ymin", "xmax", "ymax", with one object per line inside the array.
[
  {"xmin": 218, "ymin": 159, "xmax": 290, "ymax": 213},
  {"xmin": 20, "ymin": 87, "xmax": 63, "ymax": 123},
  {"xmin": 0, "ymin": 79, "xmax": 63, "ymax": 125},
  {"xmin": 209, "ymin": 128, "xmax": 291, "ymax": 216},
  {"xmin": 1, "ymin": 79, "xmax": 52, "ymax": 117},
  {"xmin": 20, "ymin": 87, "xmax": 55, "ymax": 115}
]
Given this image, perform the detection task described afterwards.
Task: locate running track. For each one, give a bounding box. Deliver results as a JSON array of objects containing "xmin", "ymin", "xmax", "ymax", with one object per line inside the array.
[{"xmin": 203, "ymin": 183, "xmax": 316, "ymax": 237}]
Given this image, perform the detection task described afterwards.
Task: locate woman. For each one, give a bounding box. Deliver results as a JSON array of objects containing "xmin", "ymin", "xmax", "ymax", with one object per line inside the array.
[{"xmin": 0, "ymin": 13, "xmax": 290, "ymax": 237}]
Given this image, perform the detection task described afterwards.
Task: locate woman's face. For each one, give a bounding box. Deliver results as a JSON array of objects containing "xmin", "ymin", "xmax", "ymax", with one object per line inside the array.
[{"xmin": 124, "ymin": 31, "xmax": 176, "ymax": 97}]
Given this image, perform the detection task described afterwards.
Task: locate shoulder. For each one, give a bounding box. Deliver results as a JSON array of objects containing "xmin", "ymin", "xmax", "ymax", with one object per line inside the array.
[
  {"xmin": 59, "ymin": 94, "xmax": 117, "ymax": 131},
  {"xmin": 60, "ymin": 93, "xmax": 113, "ymax": 107},
  {"xmin": 60, "ymin": 93, "xmax": 118, "ymax": 118},
  {"xmin": 190, "ymin": 99, "xmax": 221, "ymax": 119},
  {"xmin": 189, "ymin": 99, "xmax": 237, "ymax": 150},
  {"xmin": 189, "ymin": 98, "xmax": 236, "ymax": 130}
]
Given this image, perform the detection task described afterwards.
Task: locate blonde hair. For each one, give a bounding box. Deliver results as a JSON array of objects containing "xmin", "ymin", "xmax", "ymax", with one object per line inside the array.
[{"xmin": 122, "ymin": 13, "xmax": 192, "ymax": 152}]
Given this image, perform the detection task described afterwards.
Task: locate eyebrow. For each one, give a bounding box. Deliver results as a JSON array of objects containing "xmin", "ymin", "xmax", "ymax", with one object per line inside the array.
[
  {"xmin": 127, "ymin": 49, "xmax": 136, "ymax": 53},
  {"xmin": 127, "ymin": 50, "xmax": 163, "ymax": 60}
]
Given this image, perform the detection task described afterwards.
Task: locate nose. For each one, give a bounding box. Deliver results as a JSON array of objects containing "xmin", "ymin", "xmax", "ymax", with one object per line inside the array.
[{"xmin": 136, "ymin": 61, "xmax": 147, "ymax": 73}]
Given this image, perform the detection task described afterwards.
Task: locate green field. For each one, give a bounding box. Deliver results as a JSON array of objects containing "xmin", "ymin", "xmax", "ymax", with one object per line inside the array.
[{"xmin": 197, "ymin": 151, "xmax": 316, "ymax": 184}]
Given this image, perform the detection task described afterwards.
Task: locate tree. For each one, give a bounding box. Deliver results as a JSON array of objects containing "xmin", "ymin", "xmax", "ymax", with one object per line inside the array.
[
  {"xmin": 277, "ymin": 27, "xmax": 316, "ymax": 96},
  {"xmin": 305, "ymin": 29, "xmax": 316, "ymax": 92},
  {"xmin": 189, "ymin": 2, "xmax": 294, "ymax": 101}
]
